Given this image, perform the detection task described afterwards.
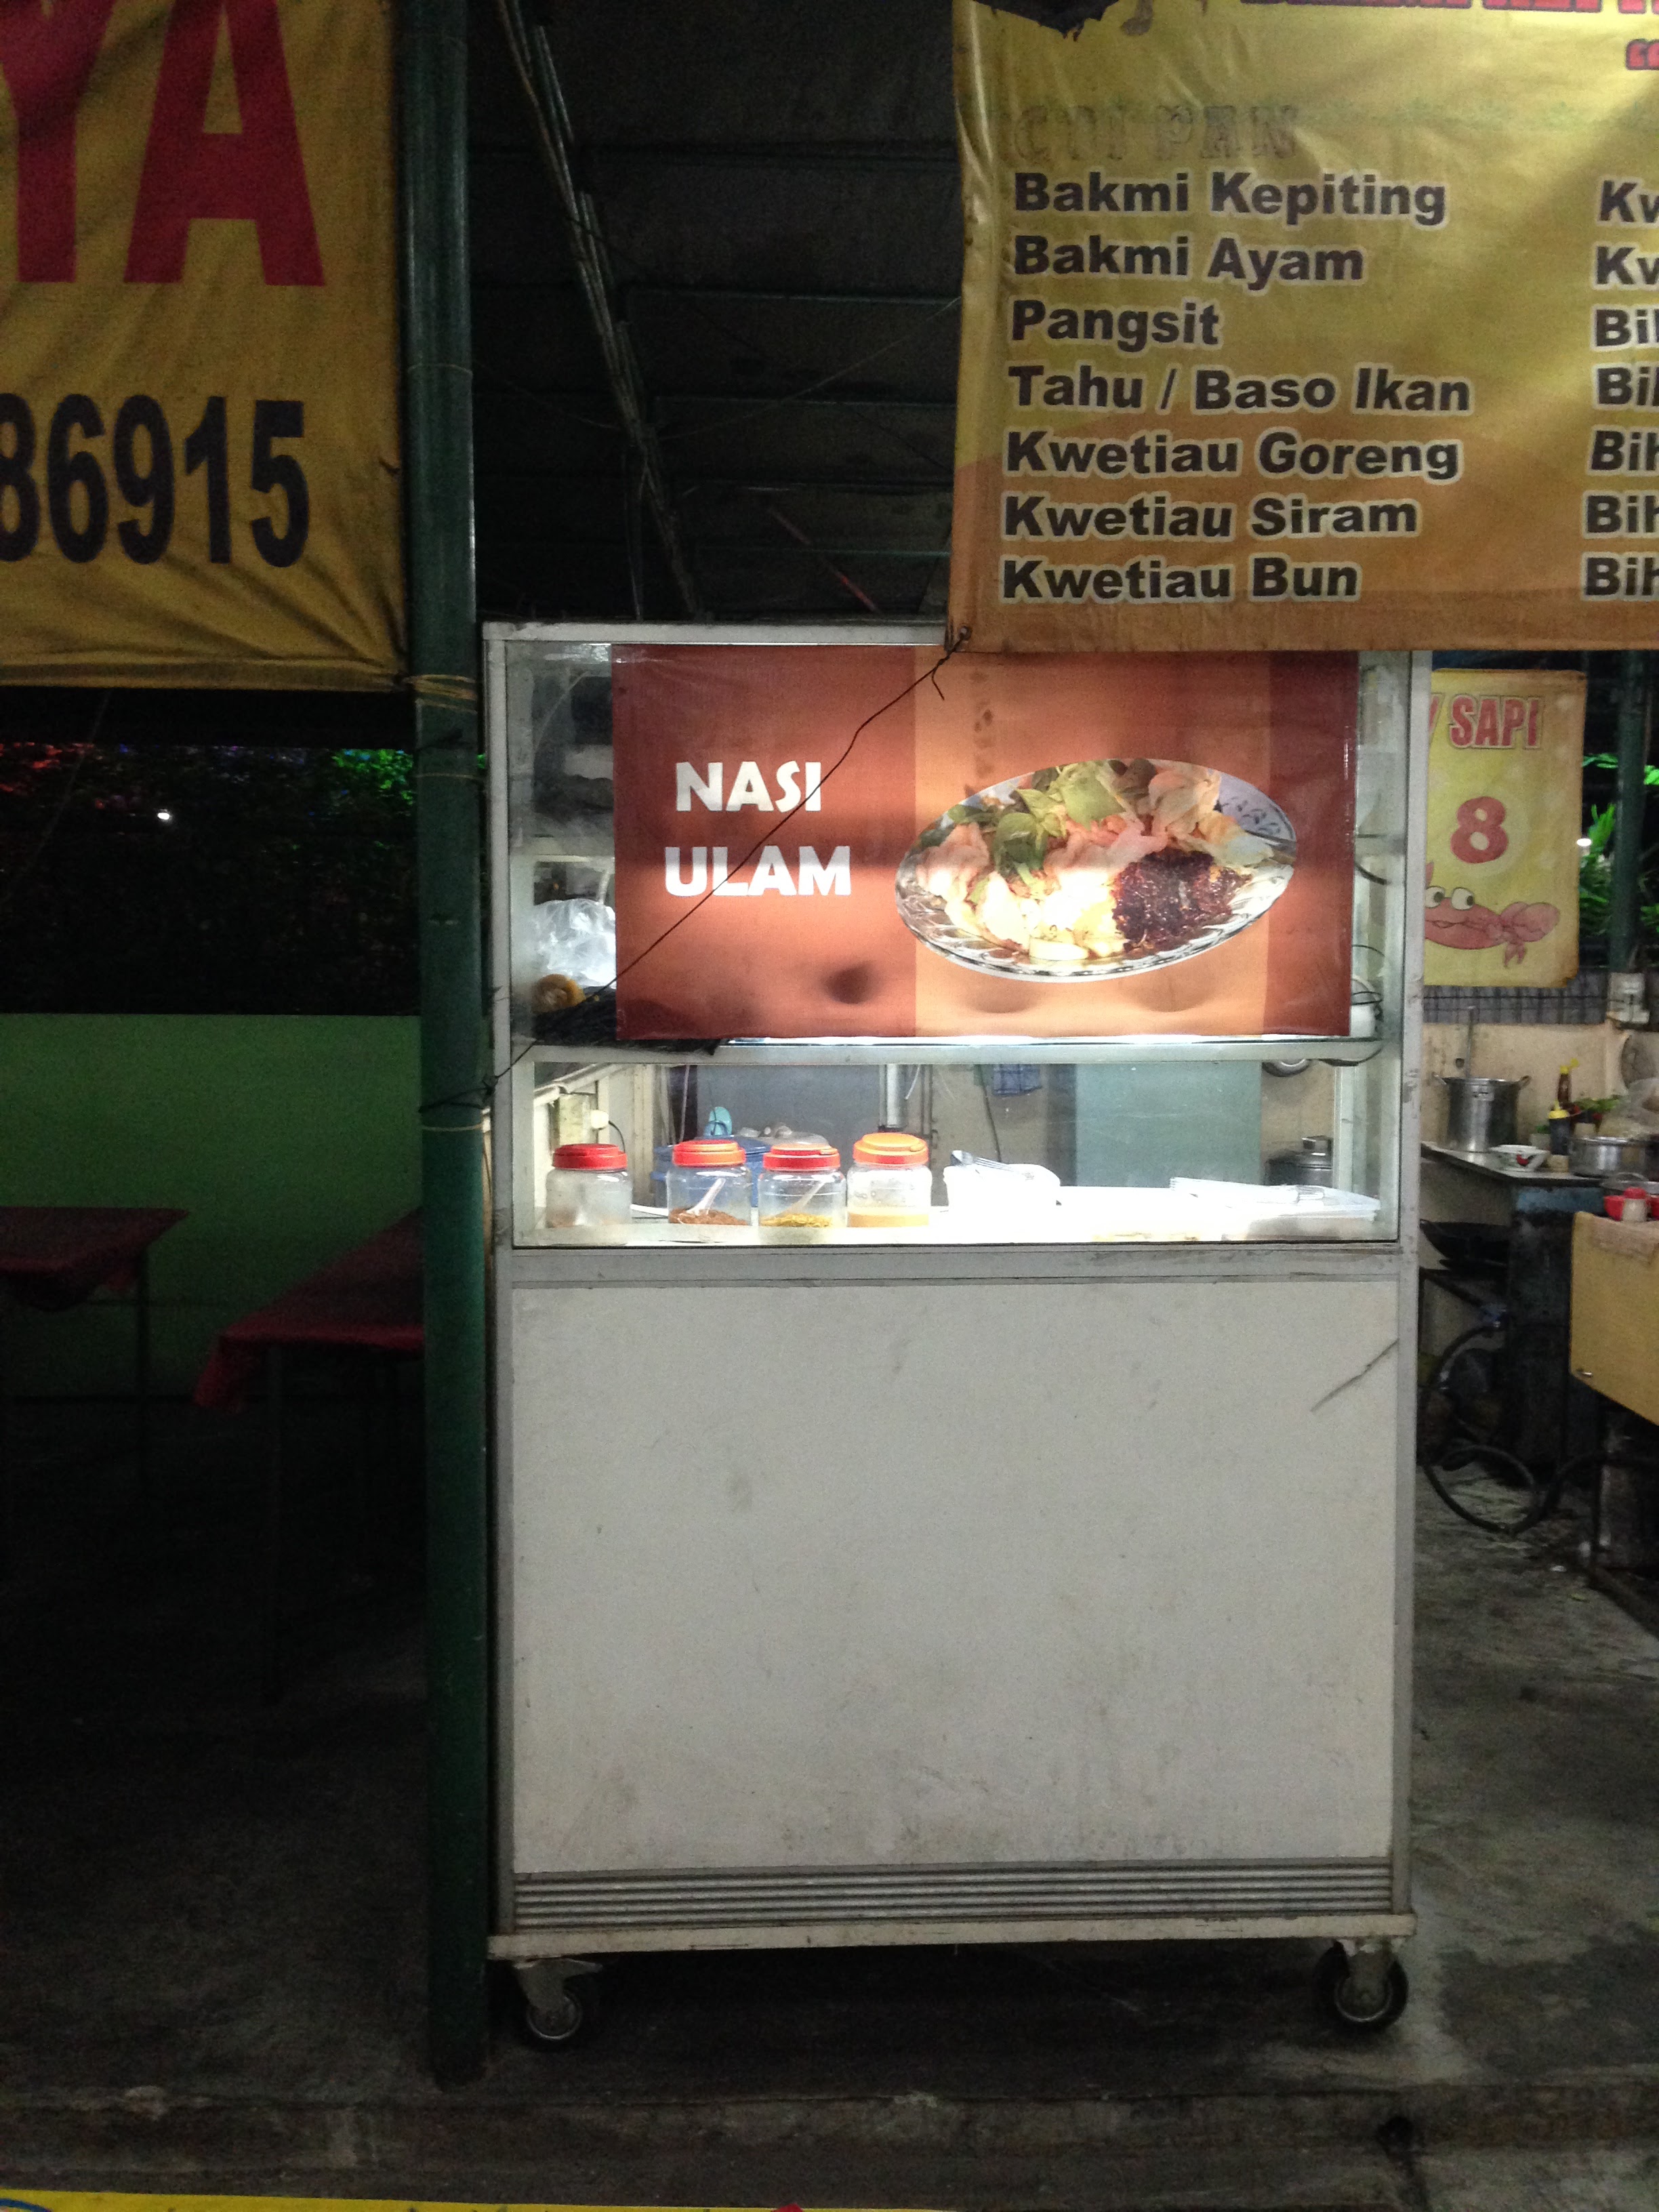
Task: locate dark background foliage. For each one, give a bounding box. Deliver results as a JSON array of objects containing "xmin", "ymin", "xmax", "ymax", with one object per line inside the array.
[{"xmin": 0, "ymin": 728, "xmax": 417, "ymax": 1015}]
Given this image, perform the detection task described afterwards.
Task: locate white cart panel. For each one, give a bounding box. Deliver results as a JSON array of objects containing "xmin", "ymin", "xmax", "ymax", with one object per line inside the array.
[{"xmin": 506, "ymin": 1272, "xmax": 1401, "ymax": 1885}]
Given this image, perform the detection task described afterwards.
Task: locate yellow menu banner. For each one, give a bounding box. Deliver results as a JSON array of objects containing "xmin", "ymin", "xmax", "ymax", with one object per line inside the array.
[
  {"xmin": 951, "ymin": 0, "xmax": 1659, "ymax": 652},
  {"xmin": 0, "ymin": 0, "xmax": 402, "ymax": 687},
  {"xmin": 1425, "ymin": 668, "xmax": 1584, "ymax": 986}
]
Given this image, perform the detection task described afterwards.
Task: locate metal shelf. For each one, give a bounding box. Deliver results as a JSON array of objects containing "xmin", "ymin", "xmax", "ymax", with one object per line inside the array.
[{"xmin": 515, "ymin": 1031, "xmax": 1393, "ymax": 1069}]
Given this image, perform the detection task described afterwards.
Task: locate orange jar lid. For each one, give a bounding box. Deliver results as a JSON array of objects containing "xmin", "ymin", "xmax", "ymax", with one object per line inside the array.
[
  {"xmin": 672, "ymin": 1139, "xmax": 745, "ymax": 1166},
  {"xmin": 853, "ymin": 1131, "xmax": 930, "ymax": 1166},
  {"xmin": 553, "ymin": 1143, "xmax": 626, "ymax": 1171},
  {"xmin": 763, "ymin": 1141, "xmax": 840, "ymax": 1172}
]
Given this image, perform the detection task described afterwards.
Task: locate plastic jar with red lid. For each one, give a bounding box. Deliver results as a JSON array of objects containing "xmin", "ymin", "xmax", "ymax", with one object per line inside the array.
[
  {"xmin": 546, "ymin": 1142, "xmax": 632, "ymax": 1243},
  {"xmin": 666, "ymin": 1137, "xmax": 753, "ymax": 1235},
  {"xmin": 848, "ymin": 1130, "xmax": 932, "ymax": 1229},
  {"xmin": 757, "ymin": 1139, "xmax": 846, "ymax": 1240}
]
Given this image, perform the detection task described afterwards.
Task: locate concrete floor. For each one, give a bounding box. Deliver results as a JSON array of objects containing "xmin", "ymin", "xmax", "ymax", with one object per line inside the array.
[{"xmin": 1, "ymin": 1398, "xmax": 1658, "ymax": 2208}]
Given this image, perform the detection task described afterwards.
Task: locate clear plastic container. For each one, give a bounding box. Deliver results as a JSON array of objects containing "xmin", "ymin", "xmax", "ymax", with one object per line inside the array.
[
  {"xmin": 848, "ymin": 1130, "xmax": 932, "ymax": 1229},
  {"xmin": 666, "ymin": 1137, "xmax": 754, "ymax": 1235},
  {"xmin": 943, "ymin": 1155, "xmax": 1062, "ymax": 1226},
  {"xmin": 757, "ymin": 1140, "xmax": 846, "ymax": 1240},
  {"xmin": 545, "ymin": 1142, "xmax": 632, "ymax": 1243}
]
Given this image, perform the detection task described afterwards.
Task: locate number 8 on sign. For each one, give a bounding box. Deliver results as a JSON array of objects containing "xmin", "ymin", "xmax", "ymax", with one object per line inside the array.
[{"xmin": 1450, "ymin": 796, "xmax": 1508, "ymax": 865}]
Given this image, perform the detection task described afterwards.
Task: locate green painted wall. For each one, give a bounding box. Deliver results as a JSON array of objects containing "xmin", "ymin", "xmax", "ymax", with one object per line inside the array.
[{"xmin": 0, "ymin": 1016, "xmax": 420, "ymax": 1395}]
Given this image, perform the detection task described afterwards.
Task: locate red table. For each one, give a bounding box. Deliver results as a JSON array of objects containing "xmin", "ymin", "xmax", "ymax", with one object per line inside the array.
[
  {"xmin": 0, "ymin": 1206, "xmax": 187, "ymax": 1574},
  {"xmin": 194, "ymin": 1211, "xmax": 423, "ymax": 1412},
  {"xmin": 193, "ymin": 1211, "xmax": 423, "ymax": 1694},
  {"xmin": 0, "ymin": 1206, "xmax": 186, "ymax": 1311}
]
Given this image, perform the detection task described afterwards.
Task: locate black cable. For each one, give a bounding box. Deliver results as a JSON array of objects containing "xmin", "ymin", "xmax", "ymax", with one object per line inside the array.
[
  {"xmin": 473, "ymin": 302, "xmax": 960, "ymax": 452},
  {"xmin": 545, "ymin": 625, "xmax": 966, "ymax": 1007},
  {"xmin": 623, "ymin": 455, "xmax": 646, "ymax": 619},
  {"xmin": 481, "ymin": 0, "xmax": 962, "ymax": 460},
  {"xmin": 420, "ymin": 628, "xmax": 968, "ymax": 1114}
]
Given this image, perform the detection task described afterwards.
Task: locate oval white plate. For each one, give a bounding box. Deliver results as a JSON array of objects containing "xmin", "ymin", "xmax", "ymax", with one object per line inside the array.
[{"xmin": 895, "ymin": 760, "xmax": 1296, "ymax": 983}]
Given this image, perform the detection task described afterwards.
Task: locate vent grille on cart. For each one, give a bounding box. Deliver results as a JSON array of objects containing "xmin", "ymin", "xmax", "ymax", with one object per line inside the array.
[{"xmin": 513, "ymin": 1859, "xmax": 1395, "ymax": 1929}]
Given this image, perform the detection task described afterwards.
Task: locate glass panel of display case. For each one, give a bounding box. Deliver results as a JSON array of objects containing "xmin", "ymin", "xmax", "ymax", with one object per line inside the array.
[{"xmin": 493, "ymin": 634, "xmax": 1413, "ymax": 1249}]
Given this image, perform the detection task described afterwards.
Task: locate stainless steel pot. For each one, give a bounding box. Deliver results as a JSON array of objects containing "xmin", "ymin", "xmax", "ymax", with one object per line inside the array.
[
  {"xmin": 1571, "ymin": 1130, "xmax": 1657, "ymax": 1179},
  {"xmin": 1437, "ymin": 1075, "xmax": 1528, "ymax": 1153}
]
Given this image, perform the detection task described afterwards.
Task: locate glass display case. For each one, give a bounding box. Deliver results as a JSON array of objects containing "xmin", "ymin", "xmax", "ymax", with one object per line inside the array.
[
  {"xmin": 491, "ymin": 628, "xmax": 1415, "ymax": 1253},
  {"xmin": 486, "ymin": 623, "xmax": 1425, "ymax": 2025}
]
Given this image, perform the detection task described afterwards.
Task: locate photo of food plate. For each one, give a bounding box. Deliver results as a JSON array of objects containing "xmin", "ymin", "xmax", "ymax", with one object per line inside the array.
[{"xmin": 895, "ymin": 758, "xmax": 1296, "ymax": 982}]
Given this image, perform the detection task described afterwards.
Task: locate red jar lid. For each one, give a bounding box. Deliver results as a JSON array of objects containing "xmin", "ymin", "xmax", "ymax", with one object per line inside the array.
[
  {"xmin": 763, "ymin": 1141, "xmax": 840, "ymax": 1172},
  {"xmin": 673, "ymin": 1139, "xmax": 745, "ymax": 1167},
  {"xmin": 853, "ymin": 1130, "xmax": 930, "ymax": 1167},
  {"xmin": 553, "ymin": 1143, "xmax": 627, "ymax": 1171}
]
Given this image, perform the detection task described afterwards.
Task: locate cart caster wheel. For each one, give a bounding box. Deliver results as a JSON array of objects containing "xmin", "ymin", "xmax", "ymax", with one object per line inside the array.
[
  {"xmin": 517, "ymin": 1981, "xmax": 588, "ymax": 2050},
  {"xmin": 1315, "ymin": 1943, "xmax": 1409, "ymax": 2032}
]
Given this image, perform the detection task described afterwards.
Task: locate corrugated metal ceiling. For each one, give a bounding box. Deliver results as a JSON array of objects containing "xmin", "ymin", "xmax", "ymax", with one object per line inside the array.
[{"xmin": 468, "ymin": 0, "xmax": 962, "ymax": 621}]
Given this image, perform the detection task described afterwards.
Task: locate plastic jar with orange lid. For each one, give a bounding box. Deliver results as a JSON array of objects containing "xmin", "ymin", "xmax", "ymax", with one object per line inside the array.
[
  {"xmin": 847, "ymin": 1130, "xmax": 932, "ymax": 1229},
  {"xmin": 665, "ymin": 1137, "xmax": 753, "ymax": 1235},
  {"xmin": 757, "ymin": 1140, "xmax": 846, "ymax": 1240},
  {"xmin": 545, "ymin": 1142, "xmax": 632, "ymax": 1242}
]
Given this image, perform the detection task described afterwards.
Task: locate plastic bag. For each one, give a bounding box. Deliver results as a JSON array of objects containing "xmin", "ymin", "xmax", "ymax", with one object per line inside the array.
[
  {"xmin": 514, "ymin": 897, "xmax": 617, "ymax": 996},
  {"xmin": 1597, "ymin": 1076, "xmax": 1659, "ymax": 1138}
]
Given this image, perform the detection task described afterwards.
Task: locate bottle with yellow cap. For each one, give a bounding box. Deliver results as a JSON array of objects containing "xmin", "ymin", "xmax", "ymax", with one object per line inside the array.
[{"xmin": 1544, "ymin": 1061, "xmax": 1578, "ymax": 1170}]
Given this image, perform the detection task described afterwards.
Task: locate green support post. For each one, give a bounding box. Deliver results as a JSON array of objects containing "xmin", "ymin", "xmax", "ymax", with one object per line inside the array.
[
  {"xmin": 1610, "ymin": 649, "xmax": 1650, "ymax": 979},
  {"xmin": 401, "ymin": 0, "xmax": 490, "ymax": 2085}
]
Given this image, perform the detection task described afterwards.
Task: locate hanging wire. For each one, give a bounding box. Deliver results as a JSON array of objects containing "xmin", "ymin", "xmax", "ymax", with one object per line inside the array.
[
  {"xmin": 472, "ymin": 300, "xmax": 960, "ymax": 450},
  {"xmin": 421, "ymin": 628, "xmax": 968, "ymax": 1115}
]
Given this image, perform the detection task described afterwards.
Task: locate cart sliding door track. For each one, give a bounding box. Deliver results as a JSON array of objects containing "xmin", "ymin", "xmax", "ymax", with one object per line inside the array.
[{"xmin": 512, "ymin": 1858, "xmax": 1395, "ymax": 1932}]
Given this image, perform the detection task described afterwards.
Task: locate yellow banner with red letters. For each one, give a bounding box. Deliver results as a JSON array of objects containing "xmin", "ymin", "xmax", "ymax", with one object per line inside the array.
[
  {"xmin": 0, "ymin": 0, "xmax": 401, "ymax": 687},
  {"xmin": 951, "ymin": 0, "xmax": 1659, "ymax": 652},
  {"xmin": 1425, "ymin": 668, "xmax": 1584, "ymax": 985}
]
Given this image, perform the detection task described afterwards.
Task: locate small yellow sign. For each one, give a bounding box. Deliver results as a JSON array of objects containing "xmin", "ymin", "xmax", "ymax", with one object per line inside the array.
[{"xmin": 1425, "ymin": 670, "xmax": 1585, "ymax": 987}]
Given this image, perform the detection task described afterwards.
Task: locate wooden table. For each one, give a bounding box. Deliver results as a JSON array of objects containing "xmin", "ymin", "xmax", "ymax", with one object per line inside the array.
[{"xmin": 1570, "ymin": 1210, "xmax": 1659, "ymax": 1634}]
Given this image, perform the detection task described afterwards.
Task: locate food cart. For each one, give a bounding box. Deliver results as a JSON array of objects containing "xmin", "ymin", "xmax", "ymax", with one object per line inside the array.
[{"xmin": 485, "ymin": 622, "xmax": 1426, "ymax": 2041}]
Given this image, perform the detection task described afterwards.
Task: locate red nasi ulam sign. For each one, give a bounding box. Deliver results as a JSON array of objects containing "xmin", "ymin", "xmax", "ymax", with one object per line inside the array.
[
  {"xmin": 611, "ymin": 644, "xmax": 1357, "ymax": 1040},
  {"xmin": 0, "ymin": 0, "xmax": 401, "ymax": 687}
]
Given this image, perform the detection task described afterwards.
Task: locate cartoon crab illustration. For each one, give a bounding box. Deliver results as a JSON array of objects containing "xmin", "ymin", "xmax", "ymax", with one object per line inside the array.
[{"xmin": 1425, "ymin": 865, "xmax": 1559, "ymax": 967}]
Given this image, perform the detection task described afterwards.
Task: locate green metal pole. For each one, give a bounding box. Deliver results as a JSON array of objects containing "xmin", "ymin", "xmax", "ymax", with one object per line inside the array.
[
  {"xmin": 1610, "ymin": 649, "xmax": 1650, "ymax": 977},
  {"xmin": 400, "ymin": 0, "xmax": 489, "ymax": 2085}
]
